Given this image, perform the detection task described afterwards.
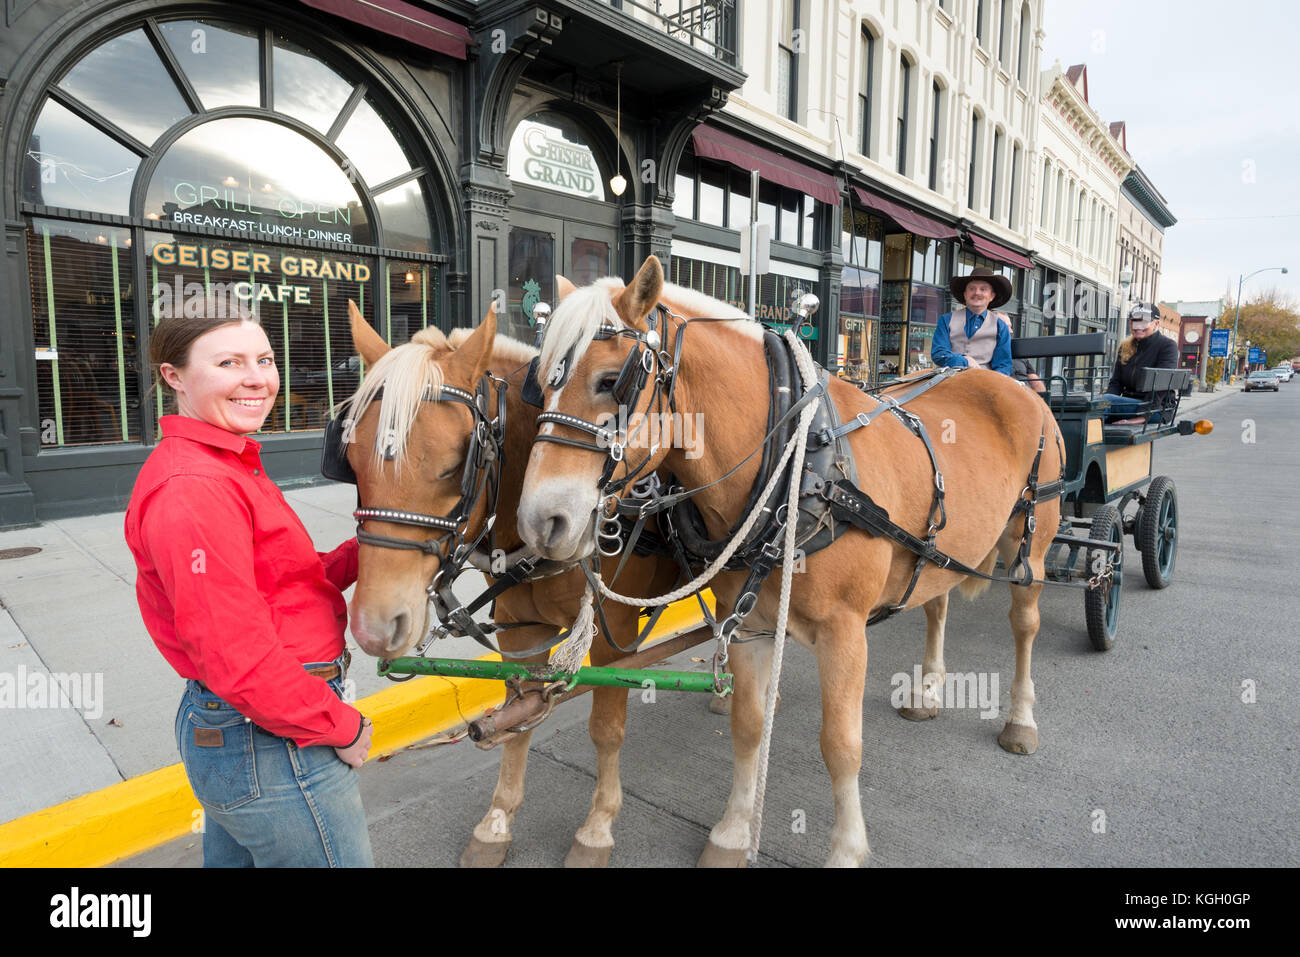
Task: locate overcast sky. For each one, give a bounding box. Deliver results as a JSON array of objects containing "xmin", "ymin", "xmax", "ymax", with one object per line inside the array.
[{"xmin": 1042, "ymin": 0, "xmax": 1300, "ymax": 308}]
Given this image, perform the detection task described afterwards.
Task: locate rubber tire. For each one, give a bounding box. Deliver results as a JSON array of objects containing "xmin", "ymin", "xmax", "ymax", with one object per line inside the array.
[
  {"xmin": 1138, "ymin": 476, "xmax": 1177, "ymax": 589},
  {"xmin": 1084, "ymin": 504, "xmax": 1123, "ymax": 652}
]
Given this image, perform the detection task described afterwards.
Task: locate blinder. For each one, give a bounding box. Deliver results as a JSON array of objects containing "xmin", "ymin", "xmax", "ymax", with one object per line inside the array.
[
  {"xmin": 521, "ymin": 356, "xmax": 544, "ymax": 408},
  {"xmin": 321, "ymin": 412, "xmax": 356, "ymax": 484}
]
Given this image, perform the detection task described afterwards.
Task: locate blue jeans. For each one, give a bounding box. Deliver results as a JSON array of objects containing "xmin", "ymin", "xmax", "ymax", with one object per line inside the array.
[{"xmin": 174, "ymin": 660, "xmax": 373, "ymax": 868}]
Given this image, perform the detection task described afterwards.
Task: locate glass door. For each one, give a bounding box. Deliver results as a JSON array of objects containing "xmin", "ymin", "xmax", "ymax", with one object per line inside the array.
[{"xmin": 507, "ymin": 213, "xmax": 615, "ymax": 342}]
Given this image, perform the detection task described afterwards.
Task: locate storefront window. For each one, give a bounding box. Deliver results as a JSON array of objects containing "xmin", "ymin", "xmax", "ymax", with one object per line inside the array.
[
  {"xmin": 671, "ymin": 256, "xmax": 741, "ymax": 305},
  {"xmin": 570, "ymin": 238, "xmax": 609, "ymax": 287},
  {"xmin": 143, "ymin": 117, "xmax": 373, "ymax": 246},
  {"xmin": 780, "ymin": 191, "xmax": 800, "ymax": 244},
  {"xmin": 24, "ymin": 100, "xmax": 140, "ymax": 214},
  {"xmin": 28, "ymin": 220, "xmax": 139, "ymax": 448},
  {"xmin": 57, "ymin": 29, "xmax": 189, "ymax": 146},
  {"xmin": 375, "ymin": 179, "xmax": 432, "ymax": 253},
  {"xmin": 800, "ymin": 195, "xmax": 817, "ymax": 249},
  {"xmin": 507, "ymin": 228, "xmax": 554, "ymax": 343},
  {"xmin": 910, "ymin": 238, "xmax": 949, "ymax": 286},
  {"xmin": 728, "ymin": 169, "xmax": 751, "ymax": 229},
  {"xmin": 335, "ymin": 96, "xmax": 412, "ymax": 189},
  {"xmin": 20, "ymin": 17, "xmax": 445, "ymax": 452},
  {"xmin": 841, "ymin": 267, "xmax": 880, "ymax": 317},
  {"xmin": 841, "ymin": 207, "xmax": 883, "ymax": 271},
  {"xmin": 386, "ymin": 261, "xmax": 439, "ymax": 345},
  {"xmin": 674, "ymin": 151, "xmax": 696, "ymax": 220},
  {"xmin": 699, "ymin": 163, "xmax": 726, "ymax": 226},
  {"xmin": 272, "ymin": 36, "xmax": 355, "ymax": 134},
  {"xmin": 159, "ymin": 19, "xmax": 261, "ymax": 109},
  {"xmin": 507, "ymin": 113, "xmax": 606, "ymax": 201},
  {"xmin": 145, "ymin": 233, "xmax": 376, "ymax": 433}
]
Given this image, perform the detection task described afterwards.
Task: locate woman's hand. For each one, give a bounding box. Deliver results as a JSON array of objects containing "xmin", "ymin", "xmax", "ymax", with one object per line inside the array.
[{"xmin": 334, "ymin": 716, "xmax": 373, "ymax": 767}]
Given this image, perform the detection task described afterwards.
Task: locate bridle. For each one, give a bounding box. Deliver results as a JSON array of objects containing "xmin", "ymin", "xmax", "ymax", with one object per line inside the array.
[
  {"xmin": 322, "ymin": 374, "xmax": 507, "ymax": 568},
  {"xmin": 525, "ymin": 304, "xmax": 685, "ymax": 502}
]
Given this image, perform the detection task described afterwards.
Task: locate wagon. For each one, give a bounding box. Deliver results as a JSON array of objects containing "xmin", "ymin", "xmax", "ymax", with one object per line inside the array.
[{"xmin": 1011, "ymin": 332, "xmax": 1211, "ymax": 651}]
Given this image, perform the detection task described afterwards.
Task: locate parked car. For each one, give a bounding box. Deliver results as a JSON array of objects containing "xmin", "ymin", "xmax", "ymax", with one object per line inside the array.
[
  {"xmin": 1272, "ymin": 365, "xmax": 1293, "ymax": 382},
  {"xmin": 1245, "ymin": 370, "xmax": 1280, "ymax": 392}
]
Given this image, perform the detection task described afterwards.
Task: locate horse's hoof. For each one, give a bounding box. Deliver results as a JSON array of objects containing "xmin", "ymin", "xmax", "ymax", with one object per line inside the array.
[
  {"xmin": 708, "ymin": 695, "xmax": 731, "ymax": 715},
  {"xmin": 998, "ymin": 723, "xmax": 1039, "ymax": 755},
  {"xmin": 460, "ymin": 836, "xmax": 511, "ymax": 868},
  {"xmin": 697, "ymin": 841, "xmax": 749, "ymax": 868},
  {"xmin": 897, "ymin": 704, "xmax": 938, "ymax": 721},
  {"xmin": 564, "ymin": 839, "xmax": 613, "ymax": 868}
]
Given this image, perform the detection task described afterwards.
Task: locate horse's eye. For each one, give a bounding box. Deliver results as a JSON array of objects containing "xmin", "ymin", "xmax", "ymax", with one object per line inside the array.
[
  {"xmin": 596, "ymin": 374, "xmax": 618, "ymax": 394},
  {"xmin": 437, "ymin": 455, "xmax": 465, "ymax": 480}
]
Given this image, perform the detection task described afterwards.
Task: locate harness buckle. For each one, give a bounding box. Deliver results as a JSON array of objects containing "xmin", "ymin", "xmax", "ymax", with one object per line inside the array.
[
  {"xmin": 1026, "ymin": 515, "xmax": 1037, "ymax": 534},
  {"xmin": 609, "ymin": 441, "xmax": 624, "ymax": 463}
]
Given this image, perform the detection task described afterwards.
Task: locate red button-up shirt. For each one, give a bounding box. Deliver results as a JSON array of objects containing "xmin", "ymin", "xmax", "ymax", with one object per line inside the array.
[{"xmin": 125, "ymin": 415, "xmax": 362, "ymax": 748}]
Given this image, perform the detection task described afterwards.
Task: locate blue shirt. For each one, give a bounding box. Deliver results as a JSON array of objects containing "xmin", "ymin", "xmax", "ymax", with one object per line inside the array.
[{"xmin": 931, "ymin": 308, "xmax": 1013, "ymax": 376}]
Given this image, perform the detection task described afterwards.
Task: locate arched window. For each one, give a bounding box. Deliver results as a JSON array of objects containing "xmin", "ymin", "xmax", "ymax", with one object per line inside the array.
[
  {"xmin": 1009, "ymin": 142, "xmax": 1022, "ymax": 229},
  {"xmin": 998, "ymin": 0, "xmax": 1012, "ymax": 66},
  {"xmin": 928, "ymin": 79, "xmax": 944, "ymax": 191},
  {"xmin": 897, "ymin": 54, "xmax": 912, "ymax": 176},
  {"xmin": 859, "ymin": 26, "xmax": 877, "ymax": 158},
  {"xmin": 975, "ymin": 0, "xmax": 986, "ymax": 47},
  {"xmin": 1053, "ymin": 170, "xmax": 1065, "ymax": 234},
  {"xmin": 968, "ymin": 110, "xmax": 982, "ymax": 210},
  {"xmin": 989, "ymin": 127, "xmax": 1004, "ymax": 219},
  {"xmin": 1017, "ymin": 2, "xmax": 1032, "ymax": 85},
  {"xmin": 21, "ymin": 16, "xmax": 445, "ymax": 449},
  {"xmin": 1039, "ymin": 158, "xmax": 1052, "ymax": 228}
]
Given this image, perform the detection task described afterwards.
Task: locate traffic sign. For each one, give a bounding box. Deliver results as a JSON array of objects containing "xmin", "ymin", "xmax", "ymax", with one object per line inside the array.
[
  {"xmin": 1209, "ymin": 329, "xmax": 1230, "ymax": 358},
  {"xmin": 1249, "ymin": 347, "xmax": 1264, "ymax": 364}
]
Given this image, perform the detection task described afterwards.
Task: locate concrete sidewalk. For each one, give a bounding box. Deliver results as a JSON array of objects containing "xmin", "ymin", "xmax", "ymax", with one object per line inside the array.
[
  {"xmin": 0, "ymin": 481, "xmax": 496, "ymax": 829},
  {"xmin": 0, "ymin": 377, "xmax": 1243, "ymax": 844}
]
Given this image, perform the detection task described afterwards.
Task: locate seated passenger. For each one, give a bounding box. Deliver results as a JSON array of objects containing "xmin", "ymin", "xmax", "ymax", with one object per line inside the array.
[
  {"xmin": 1102, "ymin": 304, "xmax": 1180, "ymax": 423},
  {"xmin": 931, "ymin": 267, "xmax": 1014, "ymax": 376}
]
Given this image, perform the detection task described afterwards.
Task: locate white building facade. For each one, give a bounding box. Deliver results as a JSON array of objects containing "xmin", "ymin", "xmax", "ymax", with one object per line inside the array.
[
  {"xmin": 666, "ymin": 0, "xmax": 1047, "ymax": 378},
  {"xmin": 1026, "ymin": 63, "xmax": 1132, "ymax": 357}
]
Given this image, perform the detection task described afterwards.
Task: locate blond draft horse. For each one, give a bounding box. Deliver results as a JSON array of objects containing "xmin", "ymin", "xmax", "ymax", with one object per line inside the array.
[
  {"xmin": 516, "ymin": 257, "xmax": 1066, "ymax": 868},
  {"xmin": 340, "ymin": 302, "xmax": 678, "ymax": 867}
]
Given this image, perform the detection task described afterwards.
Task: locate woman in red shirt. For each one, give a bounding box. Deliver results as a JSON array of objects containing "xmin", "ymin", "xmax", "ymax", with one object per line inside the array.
[{"xmin": 124, "ymin": 300, "xmax": 373, "ymax": 867}]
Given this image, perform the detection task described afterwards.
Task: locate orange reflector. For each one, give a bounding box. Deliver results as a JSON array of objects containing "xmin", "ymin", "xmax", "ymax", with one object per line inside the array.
[{"xmin": 1195, "ymin": 420, "xmax": 1213, "ymax": 434}]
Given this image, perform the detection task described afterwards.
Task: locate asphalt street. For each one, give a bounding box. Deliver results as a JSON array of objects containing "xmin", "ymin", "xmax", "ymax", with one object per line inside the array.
[{"xmin": 127, "ymin": 385, "xmax": 1300, "ymax": 867}]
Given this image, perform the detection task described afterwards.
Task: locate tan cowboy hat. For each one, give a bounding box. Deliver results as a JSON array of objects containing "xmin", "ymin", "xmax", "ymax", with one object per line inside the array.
[{"xmin": 949, "ymin": 266, "xmax": 1013, "ymax": 309}]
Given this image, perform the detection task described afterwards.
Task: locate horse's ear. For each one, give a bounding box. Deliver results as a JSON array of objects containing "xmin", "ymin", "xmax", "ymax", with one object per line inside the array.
[
  {"xmin": 556, "ymin": 275, "xmax": 577, "ymax": 301},
  {"xmin": 447, "ymin": 304, "xmax": 497, "ymax": 385},
  {"xmin": 615, "ymin": 255, "xmax": 663, "ymax": 332},
  {"xmin": 349, "ymin": 299, "xmax": 390, "ymax": 366}
]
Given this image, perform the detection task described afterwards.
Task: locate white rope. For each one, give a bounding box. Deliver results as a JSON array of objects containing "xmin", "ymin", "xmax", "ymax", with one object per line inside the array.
[
  {"xmin": 748, "ymin": 330, "xmax": 819, "ymax": 861},
  {"xmin": 595, "ymin": 397, "xmax": 807, "ymax": 609},
  {"xmin": 548, "ymin": 578, "xmax": 598, "ymax": 675}
]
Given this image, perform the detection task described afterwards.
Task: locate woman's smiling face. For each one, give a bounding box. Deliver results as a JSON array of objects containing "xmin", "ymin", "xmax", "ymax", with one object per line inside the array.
[{"xmin": 161, "ymin": 321, "xmax": 279, "ymax": 434}]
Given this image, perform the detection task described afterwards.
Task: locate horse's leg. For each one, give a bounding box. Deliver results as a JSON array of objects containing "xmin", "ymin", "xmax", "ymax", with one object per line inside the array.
[
  {"xmin": 565, "ymin": 683, "xmax": 628, "ymax": 867},
  {"xmin": 699, "ymin": 636, "xmax": 773, "ymax": 868},
  {"xmin": 996, "ymin": 530, "xmax": 1042, "ymax": 755},
  {"xmin": 461, "ymin": 727, "xmax": 535, "ymax": 867},
  {"xmin": 818, "ymin": 618, "xmax": 870, "ymax": 867},
  {"xmin": 899, "ymin": 591, "xmax": 949, "ymax": 721}
]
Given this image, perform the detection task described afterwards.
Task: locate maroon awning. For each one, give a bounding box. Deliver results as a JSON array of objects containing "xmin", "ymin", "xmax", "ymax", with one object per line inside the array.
[
  {"xmin": 969, "ymin": 233, "xmax": 1034, "ymax": 269},
  {"xmin": 299, "ymin": 0, "xmax": 472, "ymax": 59},
  {"xmin": 691, "ymin": 126, "xmax": 840, "ymax": 206},
  {"xmin": 851, "ymin": 186, "xmax": 958, "ymax": 240}
]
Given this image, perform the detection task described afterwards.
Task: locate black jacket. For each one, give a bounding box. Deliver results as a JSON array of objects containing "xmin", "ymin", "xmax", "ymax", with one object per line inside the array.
[{"xmin": 1106, "ymin": 332, "xmax": 1179, "ymax": 399}]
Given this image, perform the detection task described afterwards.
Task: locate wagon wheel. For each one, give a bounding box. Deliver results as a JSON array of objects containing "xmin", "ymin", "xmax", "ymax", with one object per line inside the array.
[
  {"xmin": 1084, "ymin": 504, "xmax": 1123, "ymax": 651},
  {"xmin": 1138, "ymin": 476, "xmax": 1177, "ymax": 589}
]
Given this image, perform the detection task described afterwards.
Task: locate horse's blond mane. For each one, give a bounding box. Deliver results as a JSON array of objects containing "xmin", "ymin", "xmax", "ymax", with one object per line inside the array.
[
  {"xmin": 447, "ymin": 327, "xmax": 538, "ymax": 366},
  {"xmin": 538, "ymin": 277, "xmax": 761, "ymax": 385},
  {"xmin": 338, "ymin": 334, "xmax": 446, "ymax": 473}
]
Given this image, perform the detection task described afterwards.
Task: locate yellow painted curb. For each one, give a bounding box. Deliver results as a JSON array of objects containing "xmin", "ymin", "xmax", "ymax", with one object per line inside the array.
[{"xmin": 0, "ymin": 594, "xmax": 711, "ymax": 868}]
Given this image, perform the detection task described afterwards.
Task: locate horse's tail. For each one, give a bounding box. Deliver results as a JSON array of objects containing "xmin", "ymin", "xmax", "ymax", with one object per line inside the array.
[{"xmin": 957, "ymin": 547, "xmax": 999, "ymax": 600}]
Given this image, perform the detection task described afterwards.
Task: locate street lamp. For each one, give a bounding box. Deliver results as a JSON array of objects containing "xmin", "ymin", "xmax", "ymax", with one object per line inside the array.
[{"xmin": 1231, "ymin": 266, "xmax": 1288, "ymax": 379}]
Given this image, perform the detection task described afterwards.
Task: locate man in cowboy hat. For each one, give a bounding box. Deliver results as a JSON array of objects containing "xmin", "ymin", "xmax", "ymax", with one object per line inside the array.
[{"xmin": 931, "ymin": 266, "xmax": 1014, "ymax": 375}]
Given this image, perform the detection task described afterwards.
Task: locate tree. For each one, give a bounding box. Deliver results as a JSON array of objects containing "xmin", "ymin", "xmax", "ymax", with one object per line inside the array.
[{"xmin": 1222, "ymin": 289, "xmax": 1300, "ymax": 367}]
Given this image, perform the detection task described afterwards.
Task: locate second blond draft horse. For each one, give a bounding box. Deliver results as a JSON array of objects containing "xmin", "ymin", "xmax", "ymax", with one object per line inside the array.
[
  {"xmin": 516, "ymin": 257, "xmax": 1066, "ymax": 867},
  {"xmin": 339, "ymin": 302, "xmax": 679, "ymax": 868}
]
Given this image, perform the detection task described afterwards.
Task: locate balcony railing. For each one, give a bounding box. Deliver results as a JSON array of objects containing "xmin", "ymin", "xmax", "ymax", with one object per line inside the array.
[{"xmin": 603, "ymin": 0, "xmax": 738, "ymax": 67}]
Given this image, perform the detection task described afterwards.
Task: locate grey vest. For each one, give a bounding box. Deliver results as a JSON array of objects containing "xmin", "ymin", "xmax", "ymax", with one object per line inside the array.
[{"xmin": 948, "ymin": 310, "xmax": 1000, "ymax": 369}]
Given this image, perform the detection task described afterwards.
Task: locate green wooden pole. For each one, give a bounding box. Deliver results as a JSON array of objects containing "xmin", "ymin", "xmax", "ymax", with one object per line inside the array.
[
  {"xmin": 377, "ymin": 656, "xmax": 731, "ymax": 694},
  {"xmin": 322, "ymin": 277, "xmax": 334, "ymax": 412}
]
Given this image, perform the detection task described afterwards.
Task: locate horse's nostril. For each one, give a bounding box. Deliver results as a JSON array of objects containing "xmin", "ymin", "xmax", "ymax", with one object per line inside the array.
[
  {"xmin": 389, "ymin": 610, "xmax": 410, "ymax": 653},
  {"xmin": 542, "ymin": 513, "xmax": 570, "ymax": 549}
]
